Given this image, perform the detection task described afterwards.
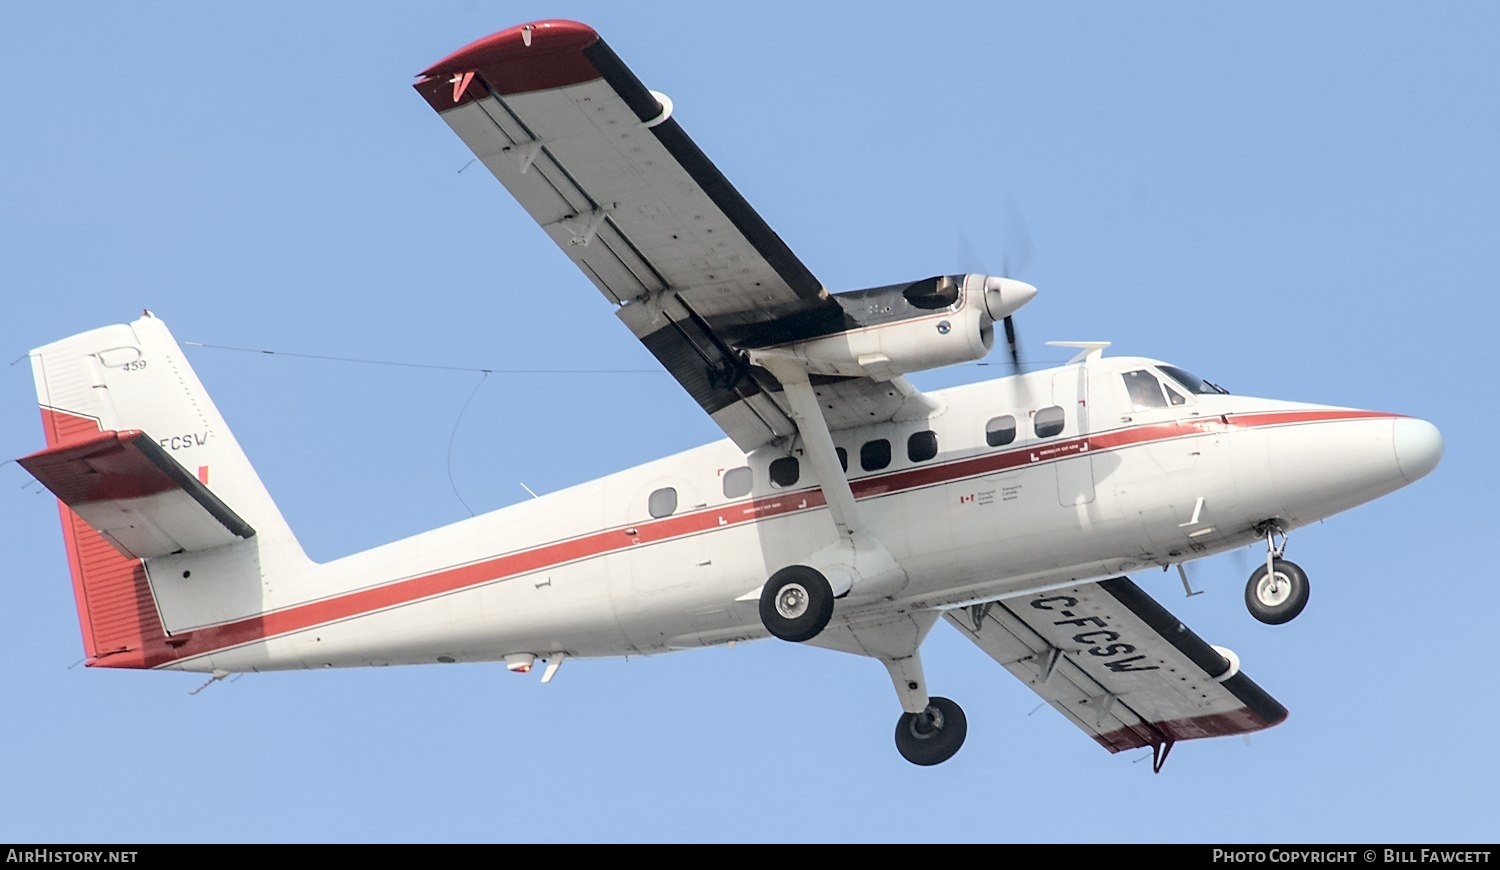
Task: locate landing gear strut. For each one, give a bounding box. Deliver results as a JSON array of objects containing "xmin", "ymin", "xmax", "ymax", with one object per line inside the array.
[
  {"xmin": 1245, "ymin": 524, "xmax": 1309, "ymax": 625},
  {"xmin": 894, "ymin": 697, "xmax": 967, "ymax": 766}
]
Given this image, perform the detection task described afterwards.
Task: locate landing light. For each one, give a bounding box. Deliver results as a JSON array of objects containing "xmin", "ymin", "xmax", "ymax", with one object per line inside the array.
[{"xmin": 505, "ymin": 652, "xmax": 537, "ymax": 673}]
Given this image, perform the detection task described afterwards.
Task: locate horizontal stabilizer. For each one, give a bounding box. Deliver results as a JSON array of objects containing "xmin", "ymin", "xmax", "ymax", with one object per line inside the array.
[
  {"xmin": 945, "ymin": 577, "xmax": 1286, "ymax": 754},
  {"xmin": 19, "ymin": 429, "xmax": 255, "ymax": 560}
]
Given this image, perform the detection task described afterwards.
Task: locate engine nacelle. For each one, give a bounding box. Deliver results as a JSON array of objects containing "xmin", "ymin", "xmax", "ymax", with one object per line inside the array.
[{"xmin": 754, "ymin": 274, "xmax": 1037, "ymax": 380}]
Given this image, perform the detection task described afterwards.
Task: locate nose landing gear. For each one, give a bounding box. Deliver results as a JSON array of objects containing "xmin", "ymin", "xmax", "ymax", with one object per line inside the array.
[
  {"xmin": 894, "ymin": 696, "xmax": 968, "ymax": 766},
  {"xmin": 1245, "ymin": 523, "xmax": 1309, "ymax": 625}
]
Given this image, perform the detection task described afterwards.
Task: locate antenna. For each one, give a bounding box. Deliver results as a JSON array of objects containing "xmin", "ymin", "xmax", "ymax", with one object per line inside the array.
[{"xmin": 1046, "ymin": 341, "xmax": 1111, "ymax": 364}]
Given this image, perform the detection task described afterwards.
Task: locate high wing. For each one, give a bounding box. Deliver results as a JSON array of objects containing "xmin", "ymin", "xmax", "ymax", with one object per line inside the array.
[
  {"xmin": 945, "ymin": 577, "xmax": 1287, "ymax": 764},
  {"xmin": 414, "ymin": 20, "xmax": 925, "ymax": 452}
]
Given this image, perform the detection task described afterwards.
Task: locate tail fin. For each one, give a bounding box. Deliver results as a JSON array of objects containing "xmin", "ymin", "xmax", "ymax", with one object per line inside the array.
[{"xmin": 20, "ymin": 312, "xmax": 308, "ymax": 667}]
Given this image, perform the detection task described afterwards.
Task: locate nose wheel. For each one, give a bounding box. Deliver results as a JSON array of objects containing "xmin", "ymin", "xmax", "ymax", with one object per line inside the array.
[
  {"xmin": 1244, "ymin": 523, "xmax": 1310, "ymax": 625},
  {"xmin": 1246, "ymin": 558, "xmax": 1309, "ymax": 624},
  {"xmin": 894, "ymin": 696, "xmax": 967, "ymax": 766}
]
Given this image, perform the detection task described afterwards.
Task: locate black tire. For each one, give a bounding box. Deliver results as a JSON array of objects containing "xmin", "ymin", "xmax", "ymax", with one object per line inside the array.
[
  {"xmin": 1245, "ymin": 558, "xmax": 1310, "ymax": 625},
  {"xmin": 894, "ymin": 696, "xmax": 968, "ymax": 766},
  {"xmin": 759, "ymin": 565, "xmax": 834, "ymax": 642}
]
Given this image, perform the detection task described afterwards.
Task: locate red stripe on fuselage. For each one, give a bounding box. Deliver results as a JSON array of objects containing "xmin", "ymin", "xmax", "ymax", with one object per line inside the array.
[{"xmin": 140, "ymin": 408, "xmax": 1398, "ymax": 669}]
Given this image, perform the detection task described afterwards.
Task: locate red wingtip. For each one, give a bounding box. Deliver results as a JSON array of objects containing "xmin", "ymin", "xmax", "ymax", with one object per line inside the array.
[
  {"xmin": 417, "ymin": 19, "xmax": 599, "ymax": 79},
  {"xmin": 414, "ymin": 20, "xmax": 603, "ymax": 108}
]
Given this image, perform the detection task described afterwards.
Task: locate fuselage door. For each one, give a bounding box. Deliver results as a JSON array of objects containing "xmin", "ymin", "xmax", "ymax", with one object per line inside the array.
[
  {"xmin": 1052, "ymin": 365, "xmax": 1095, "ymax": 506},
  {"xmin": 622, "ymin": 477, "xmax": 707, "ymax": 597}
]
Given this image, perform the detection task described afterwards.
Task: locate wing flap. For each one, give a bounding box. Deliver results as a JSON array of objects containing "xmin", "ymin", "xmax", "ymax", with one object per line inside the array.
[
  {"xmin": 944, "ymin": 577, "xmax": 1287, "ymax": 752},
  {"xmin": 19, "ymin": 429, "xmax": 255, "ymax": 560}
]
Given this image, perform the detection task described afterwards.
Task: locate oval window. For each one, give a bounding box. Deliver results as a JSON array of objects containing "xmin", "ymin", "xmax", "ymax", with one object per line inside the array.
[
  {"xmin": 722, "ymin": 466, "xmax": 752, "ymax": 499},
  {"xmin": 769, "ymin": 456, "xmax": 800, "ymax": 488},
  {"xmin": 986, "ymin": 415, "xmax": 1017, "ymax": 447},
  {"xmin": 648, "ymin": 487, "xmax": 678, "ymax": 518},
  {"xmin": 907, "ymin": 430, "xmax": 938, "ymax": 463},
  {"xmin": 1034, "ymin": 406, "xmax": 1065, "ymax": 438},
  {"xmin": 860, "ymin": 439, "xmax": 891, "ymax": 471}
]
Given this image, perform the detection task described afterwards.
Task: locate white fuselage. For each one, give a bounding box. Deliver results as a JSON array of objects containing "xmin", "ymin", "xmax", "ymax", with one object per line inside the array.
[{"xmin": 144, "ymin": 356, "xmax": 1431, "ymax": 674}]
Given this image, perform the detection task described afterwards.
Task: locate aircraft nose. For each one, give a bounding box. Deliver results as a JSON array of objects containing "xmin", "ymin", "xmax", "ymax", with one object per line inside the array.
[{"xmin": 1393, "ymin": 417, "xmax": 1443, "ymax": 483}]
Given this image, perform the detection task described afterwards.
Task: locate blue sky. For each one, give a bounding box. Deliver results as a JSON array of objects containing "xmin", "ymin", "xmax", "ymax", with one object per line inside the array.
[{"xmin": 3, "ymin": 2, "xmax": 1496, "ymax": 844}]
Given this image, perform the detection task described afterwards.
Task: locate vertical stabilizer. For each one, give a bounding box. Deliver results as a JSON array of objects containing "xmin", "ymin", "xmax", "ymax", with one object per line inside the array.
[{"xmin": 23, "ymin": 313, "xmax": 308, "ymax": 667}]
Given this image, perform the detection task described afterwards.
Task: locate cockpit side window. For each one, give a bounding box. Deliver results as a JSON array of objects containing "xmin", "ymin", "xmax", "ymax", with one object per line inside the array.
[
  {"xmin": 1122, "ymin": 370, "xmax": 1168, "ymax": 410},
  {"xmin": 1159, "ymin": 365, "xmax": 1230, "ymax": 395}
]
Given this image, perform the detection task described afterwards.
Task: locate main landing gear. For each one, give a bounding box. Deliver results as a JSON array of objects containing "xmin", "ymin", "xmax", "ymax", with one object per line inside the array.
[
  {"xmin": 1245, "ymin": 524, "xmax": 1310, "ymax": 625},
  {"xmin": 894, "ymin": 696, "xmax": 967, "ymax": 766},
  {"xmin": 759, "ymin": 565, "xmax": 835, "ymax": 642}
]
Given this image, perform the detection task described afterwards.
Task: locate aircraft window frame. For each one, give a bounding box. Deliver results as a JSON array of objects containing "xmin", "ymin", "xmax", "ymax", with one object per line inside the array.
[
  {"xmin": 1034, "ymin": 406, "xmax": 1066, "ymax": 438},
  {"xmin": 861, "ymin": 439, "xmax": 892, "ymax": 472},
  {"xmin": 722, "ymin": 466, "xmax": 752, "ymax": 499},
  {"xmin": 907, "ymin": 430, "xmax": 938, "ymax": 463},
  {"xmin": 985, "ymin": 415, "xmax": 1017, "ymax": 447},
  {"xmin": 1122, "ymin": 370, "xmax": 1169, "ymax": 410},
  {"xmin": 1158, "ymin": 364, "xmax": 1230, "ymax": 395},
  {"xmin": 769, "ymin": 456, "xmax": 800, "ymax": 488},
  {"xmin": 648, "ymin": 487, "xmax": 678, "ymax": 518}
]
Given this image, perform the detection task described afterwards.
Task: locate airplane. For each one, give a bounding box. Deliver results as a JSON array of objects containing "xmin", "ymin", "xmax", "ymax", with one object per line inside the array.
[{"xmin": 17, "ymin": 19, "xmax": 1443, "ymax": 769}]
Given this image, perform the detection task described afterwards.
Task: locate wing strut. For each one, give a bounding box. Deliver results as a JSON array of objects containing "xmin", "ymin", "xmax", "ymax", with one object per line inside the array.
[{"xmin": 750, "ymin": 351, "xmax": 907, "ymax": 601}]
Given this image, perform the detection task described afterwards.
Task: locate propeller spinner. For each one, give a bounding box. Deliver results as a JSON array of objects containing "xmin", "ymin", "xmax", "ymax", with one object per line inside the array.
[{"xmin": 980, "ymin": 276, "xmax": 1037, "ymax": 372}]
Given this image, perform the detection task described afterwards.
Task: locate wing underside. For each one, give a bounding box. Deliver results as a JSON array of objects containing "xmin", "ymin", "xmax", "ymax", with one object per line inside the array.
[
  {"xmin": 945, "ymin": 577, "xmax": 1288, "ymax": 754},
  {"xmin": 415, "ymin": 21, "xmax": 922, "ymax": 451}
]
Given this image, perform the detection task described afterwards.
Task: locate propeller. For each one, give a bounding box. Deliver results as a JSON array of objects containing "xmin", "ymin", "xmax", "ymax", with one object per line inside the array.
[
  {"xmin": 962, "ymin": 194, "xmax": 1036, "ymax": 375},
  {"xmin": 997, "ymin": 195, "xmax": 1034, "ymax": 374},
  {"xmin": 1002, "ymin": 315, "xmax": 1021, "ymax": 373}
]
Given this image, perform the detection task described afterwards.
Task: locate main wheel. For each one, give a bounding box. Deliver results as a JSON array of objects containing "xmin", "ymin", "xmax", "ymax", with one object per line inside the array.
[
  {"xmin": 894, "ymin": 696, "xmax": 967, "ymax": 766},
  {"xmin": 1245, "ymin": 558, "xmax": 1310, "ymax": 625},
  {"xmin": 759, "ymin": 565, "xmax": 834, "ymax": 642}
]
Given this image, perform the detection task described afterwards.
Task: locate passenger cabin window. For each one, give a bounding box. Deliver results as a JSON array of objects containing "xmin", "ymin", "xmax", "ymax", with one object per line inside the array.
[
  {"xmin": 836, "ymin": 447, "xmax": 849, "ymax": 472},
  {"xmin": 648, "ymin": 487, "xmax": 678, "ymax": 518},
  {"xmin": 1123, "ymin": 370, "xmax": 1168, "ymax": 410},
  {"xmin": 861, "ymin": 439, "xmax": 891, "ymax": 471},
  {"xmin": 769, "ymin": 456, "xmax": 800, "ymax": 488},
  {"xmin": 985, "ymin": 415, "xmax": 1017, "ymax": 447},
  {"xmin": 1034, "ymin": 406, "xmax": 1065, "ymax": 438},
  {"xmin": 722, "ymin": 466, "xmax": 752, "ymax": 499},
  {"xmin": 908, "ymin": 431, "xmax": 938, "ymax": 463}
]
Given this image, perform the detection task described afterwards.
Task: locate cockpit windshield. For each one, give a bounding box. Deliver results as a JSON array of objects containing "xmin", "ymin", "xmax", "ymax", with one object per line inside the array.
[{"xmin": 1158, "ymin": 365, "xmax": 1230, "ymax": 395}]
